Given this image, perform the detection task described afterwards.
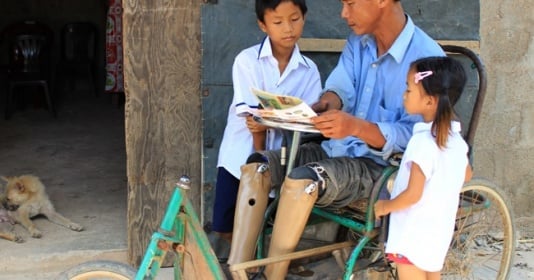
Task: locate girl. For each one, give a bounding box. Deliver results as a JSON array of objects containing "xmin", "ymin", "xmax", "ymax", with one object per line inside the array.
[{"xmin": 374, "ymin": 56, "xmax": 473, "ymax": 280}]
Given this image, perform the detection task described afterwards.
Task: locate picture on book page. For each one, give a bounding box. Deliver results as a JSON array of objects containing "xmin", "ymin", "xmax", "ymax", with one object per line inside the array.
[{"xmin": 251, "ymin": 87, "xmax": 317, "ymax": 124}]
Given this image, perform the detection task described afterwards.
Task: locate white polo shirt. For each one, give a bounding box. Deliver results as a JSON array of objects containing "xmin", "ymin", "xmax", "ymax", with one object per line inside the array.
[
  {"xmin": 385, "ymin": 121, "xmax": 469, "ymax": 272},
  {"xmin": 217, "ymin": 37, "xmax": 322, "ymax": 178}
]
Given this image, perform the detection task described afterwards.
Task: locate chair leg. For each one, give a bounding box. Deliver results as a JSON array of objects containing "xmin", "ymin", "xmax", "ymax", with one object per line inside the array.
[
  {"xmin": 41, "ymin": 81, "xmax": 56, "ymax": 118},
  {"xmin": 5, "ymin": 83, "xmax": 15, "ymax": 120}
]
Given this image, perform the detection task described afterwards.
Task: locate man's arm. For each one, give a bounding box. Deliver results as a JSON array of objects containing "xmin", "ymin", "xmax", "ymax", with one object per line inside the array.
[{"xmin": 311, "ymin": 91, "xmax": 386, "ymax": 149}]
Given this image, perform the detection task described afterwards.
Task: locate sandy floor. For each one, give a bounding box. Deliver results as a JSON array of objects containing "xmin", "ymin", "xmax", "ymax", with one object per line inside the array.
[{"xmin": 0, "ymin": 92, "xmax": 128, "ymax": 277}]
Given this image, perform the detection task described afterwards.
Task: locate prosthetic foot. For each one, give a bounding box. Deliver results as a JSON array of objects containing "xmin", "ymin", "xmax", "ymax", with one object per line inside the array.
[
  {"xmin": 227, "ymin": 162, "xmax": 271, "ymax": 265},
  {"xmin": 265, "ymin": 177, "xmax": 319, "ymax": 279}
]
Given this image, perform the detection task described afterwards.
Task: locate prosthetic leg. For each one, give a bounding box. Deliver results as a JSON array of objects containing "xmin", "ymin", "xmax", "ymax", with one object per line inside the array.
[
  {"xmin": 227, "ymin": 162, "xmax": 271, "ymax": 265},
  {"xmin": 265, "ymin": 177, "xmax": 319, "ymax": 279}
]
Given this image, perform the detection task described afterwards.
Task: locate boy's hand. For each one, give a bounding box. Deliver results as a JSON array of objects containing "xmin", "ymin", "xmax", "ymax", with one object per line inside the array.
[{"xmin": 246, "ymin": 116, "xmax": 267, "ymax": 133}]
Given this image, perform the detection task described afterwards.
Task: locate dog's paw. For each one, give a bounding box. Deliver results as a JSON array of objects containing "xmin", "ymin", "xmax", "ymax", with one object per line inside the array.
[
  {"xmin": 30, "ymin": 229, "xmax": 42, "ymax": 238},
  {"xmin": 69, "ymin": 223, "xmax": 84, "ymax": 232},
  {"xmin": 14, "ymin": 235, "xmax": 24, "ymax": 243}
]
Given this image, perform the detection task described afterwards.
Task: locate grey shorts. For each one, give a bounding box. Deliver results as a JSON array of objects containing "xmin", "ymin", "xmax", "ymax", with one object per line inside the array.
[{"xmin": 261, "ymin": 142, "xmax": 385, "ymax": 208}]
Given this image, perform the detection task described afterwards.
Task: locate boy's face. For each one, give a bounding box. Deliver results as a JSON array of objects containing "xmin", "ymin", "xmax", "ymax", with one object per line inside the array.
[{"xmin": 258, "ymin": 1, "xmax": 305, "ymax": 51}]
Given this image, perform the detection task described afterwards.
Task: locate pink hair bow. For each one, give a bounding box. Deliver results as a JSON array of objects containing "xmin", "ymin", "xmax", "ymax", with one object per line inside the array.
[{"xmin": 414, "ymin": 71, "xmax": 433, "ymax": 84}]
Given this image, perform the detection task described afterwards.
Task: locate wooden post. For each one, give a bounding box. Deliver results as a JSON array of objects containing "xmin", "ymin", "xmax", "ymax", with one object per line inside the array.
[{"xmin": 122, "ymin": 0, "xmax": 202, "ymax": 266}]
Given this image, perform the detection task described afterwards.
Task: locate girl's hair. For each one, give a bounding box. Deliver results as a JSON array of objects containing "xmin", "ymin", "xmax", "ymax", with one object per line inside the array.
[
  {"xmin": 411, "ymin": 56, "xmax": 467, "ymax": 148},
  {"xmin": 256, "ymin": 0, "xmax": 308, "ymax": 22}
]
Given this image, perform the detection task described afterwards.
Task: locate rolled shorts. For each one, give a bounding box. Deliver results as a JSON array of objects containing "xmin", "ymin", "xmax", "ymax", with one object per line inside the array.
[{"xmin": 261, "ymin": 142, "xmax": 384, "ymax": 208}]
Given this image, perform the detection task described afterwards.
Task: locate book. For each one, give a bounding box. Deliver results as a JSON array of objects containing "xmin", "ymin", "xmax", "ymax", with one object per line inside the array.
[
  {"xmin": 250, "ymin": 87, "xmax": 317, "ymax": 123},
  {"xmin": 248, "ymin": 88, "xmax": 320, "ymax": 133}
]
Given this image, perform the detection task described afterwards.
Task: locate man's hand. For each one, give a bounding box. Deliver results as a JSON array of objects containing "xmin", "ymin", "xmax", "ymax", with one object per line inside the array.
[
  {"xmin": 311, "ymin": 110, "xmax": 360, "ymax": 139},
  {"xmin": 311, "ymin": 91, "xmax": 342, "ymax": 113}
]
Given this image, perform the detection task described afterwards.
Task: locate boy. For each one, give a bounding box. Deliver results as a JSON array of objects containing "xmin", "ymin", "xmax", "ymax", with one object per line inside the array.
[{"xmin": 212, "ymin": 0, "xmax": 321, "ymax": 261}]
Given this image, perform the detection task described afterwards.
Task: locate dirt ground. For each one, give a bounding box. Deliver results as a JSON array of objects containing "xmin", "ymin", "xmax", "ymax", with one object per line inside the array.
[
  {"xmin": 0, "ymin": 91, "xmax": 128, "ymax": 278},
  {"xmin": 0, "ymin": 89, "xmax": 533, "ymax": 279}
]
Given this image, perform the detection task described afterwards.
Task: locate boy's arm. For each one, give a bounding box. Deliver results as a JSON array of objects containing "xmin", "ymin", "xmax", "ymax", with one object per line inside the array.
[
  {"xmin": 246, "ymin": 116, "xmax": 267, "ymax": 151},
  {"xmin": 374, "ymin": 162, "xmax": 426, "ymax": 218}
]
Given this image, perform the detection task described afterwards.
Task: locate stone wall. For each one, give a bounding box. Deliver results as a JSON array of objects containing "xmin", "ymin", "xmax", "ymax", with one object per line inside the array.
[{"xmin": 477, "ymin": 2, "xmax": 534, "ymax": 217}]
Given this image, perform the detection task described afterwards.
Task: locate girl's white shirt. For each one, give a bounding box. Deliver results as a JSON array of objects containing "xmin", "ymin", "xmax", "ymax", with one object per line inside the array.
[
  {"xmin": 217, "ymin": 37, "xmax": 321, "ymax": 178},
  {"xmin": 385, "ymin": 121, "xmax": 468, "ymax": 272}
]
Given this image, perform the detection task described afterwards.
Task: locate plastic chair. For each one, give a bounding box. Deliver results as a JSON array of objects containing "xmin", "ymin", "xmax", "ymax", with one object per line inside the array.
[
  {"xmin": 5, "ymin": 33, "xmax": 56, "ymax": 119},
  {"xmin": 57, "ymin": 22, "xmax": 97, "ymax": 95}
]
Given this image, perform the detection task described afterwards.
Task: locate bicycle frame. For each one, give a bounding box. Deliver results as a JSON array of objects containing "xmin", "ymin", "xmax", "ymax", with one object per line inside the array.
[{"xmin": 136, "ymin": 176, "xmax": 225, "ymax": 280}]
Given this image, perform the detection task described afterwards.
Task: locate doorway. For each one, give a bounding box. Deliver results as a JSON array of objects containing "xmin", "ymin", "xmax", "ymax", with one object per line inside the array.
[{"xmin": 0, "ymin": 0, "xmax": 127, "ymax": 277}]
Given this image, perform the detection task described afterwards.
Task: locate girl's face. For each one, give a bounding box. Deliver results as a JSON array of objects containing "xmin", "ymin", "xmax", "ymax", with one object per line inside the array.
[
  {"xmin": 258, "ymin": 1, "xmax": 305, "ymax": 51},
  {"xmin": 403, "ymin": 68, "xmax": 436, "ymax": 121}
]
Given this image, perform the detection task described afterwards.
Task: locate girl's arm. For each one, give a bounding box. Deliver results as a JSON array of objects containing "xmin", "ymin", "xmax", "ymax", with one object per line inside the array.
[
  {"xmin": 465, "ymin": 164, "xmax": 473, "ymax": 182},
  {"xmin": 374, "ymin": 162, "xmax": 426, "ymax": 218}
]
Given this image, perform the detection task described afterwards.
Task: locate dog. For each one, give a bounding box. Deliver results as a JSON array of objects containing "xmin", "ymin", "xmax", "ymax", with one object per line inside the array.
[
  {"xmin": 1, "ymin": 175, "xmax": 84, "ymax": 239},
  {"xmin": 0, "ymin": 199, "xmax": 23, "ymax": 243}
]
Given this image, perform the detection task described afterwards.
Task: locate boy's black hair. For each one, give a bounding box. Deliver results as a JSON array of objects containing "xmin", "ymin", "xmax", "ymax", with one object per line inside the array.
[{"xmin": 256, "ymin": 0, "xmax": 308, "ymax": 23}]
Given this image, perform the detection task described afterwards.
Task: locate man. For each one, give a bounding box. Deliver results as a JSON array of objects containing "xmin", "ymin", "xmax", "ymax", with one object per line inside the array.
[{"xmin": 228, "ymin": 1, "xmax": 445, "ymax": 278}]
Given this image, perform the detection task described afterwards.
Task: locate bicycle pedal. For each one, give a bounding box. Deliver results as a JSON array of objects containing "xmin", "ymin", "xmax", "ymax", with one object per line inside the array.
[{"xmin": 368, "ymin": 259, "xmax": 392, "ymax": 273}]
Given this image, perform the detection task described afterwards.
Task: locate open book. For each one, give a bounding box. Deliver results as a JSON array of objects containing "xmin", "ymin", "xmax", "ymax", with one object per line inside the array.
[{"xmin": 248, "ymin": 88, "xmax": 319, "ymax": 133}]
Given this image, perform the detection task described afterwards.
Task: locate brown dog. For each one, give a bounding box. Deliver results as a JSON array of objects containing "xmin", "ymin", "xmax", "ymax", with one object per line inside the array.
[
  {"xmin": 1, "ymin": 175, "xmax": 83, "ymax": 238},
  {"xmin": 0, "ymin": 202, "xmax": 23, "ymax": 243}
]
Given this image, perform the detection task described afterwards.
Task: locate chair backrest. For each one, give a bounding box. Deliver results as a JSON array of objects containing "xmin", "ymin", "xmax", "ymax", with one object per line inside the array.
[
  {"xmin": 62, "ymin": 22, "xmax": 96, "ymax": 62},
  {"xmin": 11, "ymin": 34, "xmax": 47, "ymax": 73},
  {"xmin": 441, "ymin": 45, "xmax": 487, "ymax": 159}
]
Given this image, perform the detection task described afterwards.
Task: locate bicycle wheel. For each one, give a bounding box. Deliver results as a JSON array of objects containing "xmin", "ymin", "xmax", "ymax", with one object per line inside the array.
[
  {"xmin": 58, "ymin": 260, "xmax": 137, "ymax": 280},
  {"xmin": 443, "ymin": 178, "xmax": 515, "ymax": 280}
]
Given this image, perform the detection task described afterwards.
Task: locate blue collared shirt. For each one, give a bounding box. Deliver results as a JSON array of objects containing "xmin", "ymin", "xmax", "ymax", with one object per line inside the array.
[{"xmin": 322, "ymin": 16, "xmax": 445, "ymax": 166}]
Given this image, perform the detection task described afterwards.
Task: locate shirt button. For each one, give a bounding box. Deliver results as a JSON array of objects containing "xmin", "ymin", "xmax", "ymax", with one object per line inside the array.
[{"xmin": 372, "ymin": 63, "xmax": 377, "ymax": 68}]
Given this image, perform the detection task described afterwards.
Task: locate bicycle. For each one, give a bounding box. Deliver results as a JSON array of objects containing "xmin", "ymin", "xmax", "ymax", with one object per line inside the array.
[
  {"xmin": 59, "ymin": 175, "xmax": 226, "ymax": 280},
  {"xmin": 60, "ymin": 45, "xmax": 516, "ymax": 280}
]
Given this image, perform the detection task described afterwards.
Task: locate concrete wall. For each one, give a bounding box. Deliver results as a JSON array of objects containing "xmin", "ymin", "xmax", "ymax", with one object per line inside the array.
[{"xmin": 477, "ymin": 2, "xmax": 534, "ymax": 217}]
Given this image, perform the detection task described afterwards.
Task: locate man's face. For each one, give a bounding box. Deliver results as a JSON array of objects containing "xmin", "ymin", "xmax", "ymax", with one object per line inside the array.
[{"xmin": 340, "ymin": 0, "xmax": 381, "ymax": 35}]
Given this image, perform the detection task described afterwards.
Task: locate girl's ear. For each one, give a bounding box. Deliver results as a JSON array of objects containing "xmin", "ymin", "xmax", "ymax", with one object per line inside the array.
[
  {"xmin": 426, "ymin": 95, "xmax": 437, "ymax": 106},
  {"xmin": 257, "ymin": 20, "xmax": 267, "ymax": 33}
]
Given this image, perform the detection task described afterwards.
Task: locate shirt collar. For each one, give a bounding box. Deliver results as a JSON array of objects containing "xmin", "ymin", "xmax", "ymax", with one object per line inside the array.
[
  {"xmin": 258, "ymin": 36, "xmax": 310, "ymax": 69},
  {"xmin": 414, "ymin": 121, "xmax": 462, "ymax": 134},
  {"xmin": 360, "ymin": 14, "xmax": 416, "ymax": 63}
]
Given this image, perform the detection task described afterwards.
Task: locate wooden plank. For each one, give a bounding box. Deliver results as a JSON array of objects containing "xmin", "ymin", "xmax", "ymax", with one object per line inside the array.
[
  {"xmin": 123, "ymin": 0, "xmax": 202, "ymax": 266},
  {"xmin": 298, "ymin": 38, "xmax": 480, "ymax": 53},
  {"xmin": 229, "ymin": 241, "xmax": 354, "ymax": 274}
]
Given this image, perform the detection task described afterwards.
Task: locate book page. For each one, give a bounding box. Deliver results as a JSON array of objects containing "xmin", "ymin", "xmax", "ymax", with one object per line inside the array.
[{"xmin": 251, "ymin": 87, "xmax": 317, "ymax": 124}]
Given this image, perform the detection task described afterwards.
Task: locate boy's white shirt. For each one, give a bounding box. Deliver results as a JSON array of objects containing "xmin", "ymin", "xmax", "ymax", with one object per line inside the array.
[
  {"xmin": 386, "ymin": 121, "xmax": 468, "ymax": 272},
  {"xmin": 218, "ymin": 36, "xmax": 322, "ymax": 178}
]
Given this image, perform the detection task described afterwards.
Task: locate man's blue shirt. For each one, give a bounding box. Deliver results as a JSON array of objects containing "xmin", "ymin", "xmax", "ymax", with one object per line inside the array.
[{"xmin": 322, "ymin": 16, "xmax": 445, "ymax": 166}]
